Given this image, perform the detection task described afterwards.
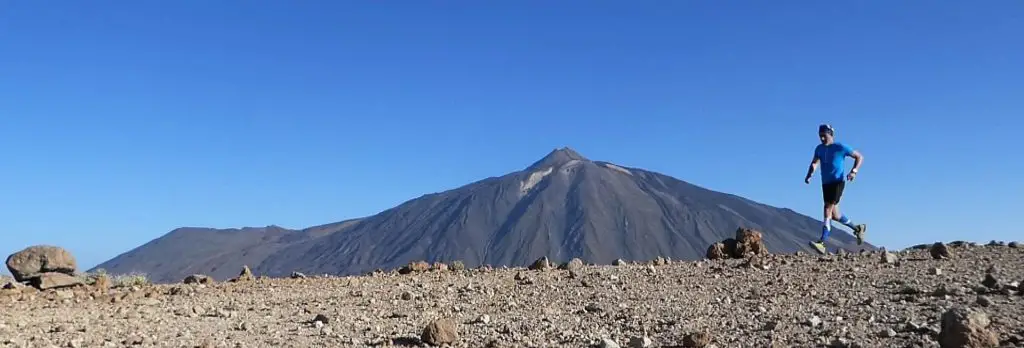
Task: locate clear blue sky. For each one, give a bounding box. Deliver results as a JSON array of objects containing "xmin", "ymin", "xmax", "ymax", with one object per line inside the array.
[{"xmin": 2, "ymin": 1, "xmax": 1021, "ymax": 270}]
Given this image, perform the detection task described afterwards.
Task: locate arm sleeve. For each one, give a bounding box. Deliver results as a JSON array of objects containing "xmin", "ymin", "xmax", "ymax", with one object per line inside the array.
[{"xmin": 842, "ymin": 143, "xmax": 855, "ymax": 157}]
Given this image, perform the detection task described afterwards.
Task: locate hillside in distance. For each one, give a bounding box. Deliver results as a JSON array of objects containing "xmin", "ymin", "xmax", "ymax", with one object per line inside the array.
[{"xmin": 93, "ymin": 148, "xmax": 870, "ymax": 283}]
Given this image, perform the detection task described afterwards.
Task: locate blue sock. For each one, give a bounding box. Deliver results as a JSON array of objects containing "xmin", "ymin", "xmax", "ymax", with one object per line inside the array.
[
  {"xmin": 820, "ymin": 224, "xmax": 831, "ymax": 242},
  {"xmin": 837, "ymin": 214, "xmax": 856, "ymax": 229}
]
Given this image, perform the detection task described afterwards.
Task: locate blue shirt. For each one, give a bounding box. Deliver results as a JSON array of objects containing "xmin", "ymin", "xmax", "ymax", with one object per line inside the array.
[{"xmin": 815, "ymin": 142, "xmax": 854, "ymax": 184}]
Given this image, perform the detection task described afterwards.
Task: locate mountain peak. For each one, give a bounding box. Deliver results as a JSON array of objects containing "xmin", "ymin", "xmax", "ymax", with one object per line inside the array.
[{"xmin": 527, "ymin": 147, "xmax": 588, "ymax": 170}]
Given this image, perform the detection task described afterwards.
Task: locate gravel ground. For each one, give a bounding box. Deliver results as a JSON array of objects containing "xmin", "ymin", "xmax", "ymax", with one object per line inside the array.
[{"xmin": 2, "ymin": 242, "xmax": 1023, "ymax": 348}]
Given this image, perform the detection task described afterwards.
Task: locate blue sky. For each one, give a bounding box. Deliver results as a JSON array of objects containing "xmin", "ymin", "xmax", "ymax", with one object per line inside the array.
[{"xmin": 1, "ymin": 1, "xmax": 1021, "ymax": 270}]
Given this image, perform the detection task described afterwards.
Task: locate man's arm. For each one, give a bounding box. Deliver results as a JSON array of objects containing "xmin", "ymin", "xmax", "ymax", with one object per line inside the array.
[
  {"xmin": 849, "ymin": 150, "xmax": 863, "ymax": 173},
  {"xmin": 805, "ymin": 152, "xmax": 820, "ymax": 183},
  {"xmin": 845, "ymin": 144, "xmax": 863, "ymax": 181}
]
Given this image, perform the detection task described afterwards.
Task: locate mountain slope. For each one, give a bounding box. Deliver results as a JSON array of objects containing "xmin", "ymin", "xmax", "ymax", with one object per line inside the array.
[
  {"xmin": 93, "ymin": 148, "xmax": 870, "ymax": 283},
  {"xmin": 91, "ymin": 219, "xmax": 362, "ymax": 283}
]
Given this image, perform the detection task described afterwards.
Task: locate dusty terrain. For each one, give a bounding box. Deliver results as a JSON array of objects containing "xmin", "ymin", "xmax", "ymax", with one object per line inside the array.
[{"xmin": 3, "ymin": 242, "xmax": 1023, "ymax": 348}]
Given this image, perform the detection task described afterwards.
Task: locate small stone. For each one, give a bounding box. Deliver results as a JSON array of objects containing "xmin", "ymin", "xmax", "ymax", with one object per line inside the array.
[
  {"xmin": 312, "ymin": 314, "xmax": 330, "ymax": 324},
  {"xmin": 880, "ymin": 328, "xmax": 897, "ymax": 338},
  {"xmin": 881, "ymin": 252, "xmax": 899, "ymax": 264},
  {"xmin": 183, "ymin": 274, "xmax": 213, "ymax": 284},
  {"xmin": 232, "ymin": 266, "xmax": 254, "ymax": 282},
  {"xmin": 683, "ymin": 331, "xmax": 711, "ymax": 347},
  {"xmin": 982, "ymin": 274, "xmax": 1000, "ymax": 289},
  {"xmin": 807, "ymin": 316, "xmax": 823, "ymax": 327},
  {"xmin": 401, "ymin": 291, "xmax": 414, "ymax": 301},
  {"xmin": 976, "ymin": 296, "xmax": 992, "ymax": 307},
  {"xmin": 476, "ymin": 315, "xmax": 491, "ymax": 325},
  {"xmin": 600, "ymin": 338, "xmax": 621, "ymax": 348},
  {"xmin": 930, "ymin": 267, "xmax": 942, "ymax": 275},
  {"xmin": 628, "ymin": 336, "xmax": 652, "ymax": 348},
  {"xmin": 421, "ymin": 318, "xmax": 458, "ymax": 346}
]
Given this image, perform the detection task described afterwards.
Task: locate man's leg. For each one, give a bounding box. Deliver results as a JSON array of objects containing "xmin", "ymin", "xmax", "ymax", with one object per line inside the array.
[
  {"xmin": 821, "ymin": 203, "xmax": 834, "ymax": 242},
  {"xmin": 830, "ymin": 186, "xmax": 867, "ymax": 245},
  {"xmin": 810, "ymin": 182, "xmax": 837, "ymax": 254}
]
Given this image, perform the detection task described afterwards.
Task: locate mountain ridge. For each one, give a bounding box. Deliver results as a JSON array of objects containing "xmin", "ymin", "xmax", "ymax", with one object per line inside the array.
[{"xmin": 92, "ymin": 147, "xmax": 870, "ymax": 283}]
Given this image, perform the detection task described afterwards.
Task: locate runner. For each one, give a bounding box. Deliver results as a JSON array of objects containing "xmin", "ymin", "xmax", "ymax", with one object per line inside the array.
[{"xmin": 804, "ymin": 123, "xmax": 866, "ymax": 254}]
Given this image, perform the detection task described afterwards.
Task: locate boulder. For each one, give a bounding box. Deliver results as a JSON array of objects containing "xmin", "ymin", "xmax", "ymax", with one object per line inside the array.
[
  {"xmin": 421, "ymin": 318, "xmax": 459, "ymax": 345},
  {"xmin": 706, "ymin": 243, "xmax": 728, "ymax": 260},
  {"xmin": 30, "ymin": 272, "xmax": 83, "ymax": 290},
  {"xmin": 939, "ymin": 306, "xmax": 998, "ymax": 348},
  {"xmin": 931, "ymin": 242, "xmax": 951, "ymax": 260},
  {"xmin": 733, "ymin": 228, "xmax": 767, "ymax": 257},
  {"xmin": 5, "ymin": 245, "xmax": 78, "ymax": 282},
  {"xmin": 706, "ymin": 227, "xmax": 767, "ymax": 260},
  {"xmin": 528, "ymin": 257, "xmax": 551, "ymax": 271},
  {"xmin": 559, "ymin": 258, "xmax": 584, "ymax": 272},
  {"xmin": 231, "ymin": 266, "xmax": 254, "ymax": 282}
]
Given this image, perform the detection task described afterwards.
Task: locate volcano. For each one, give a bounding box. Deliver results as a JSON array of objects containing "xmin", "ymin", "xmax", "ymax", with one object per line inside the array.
[{"xmin": 93, "ymin": 147, "xmax": 869, "ymax": 282}]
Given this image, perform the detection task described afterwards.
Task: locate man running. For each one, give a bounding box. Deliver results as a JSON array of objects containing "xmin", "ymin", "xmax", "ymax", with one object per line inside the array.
[{"xmin": 804, "ymin": 123, "xmax": 866, "ymax": 254}]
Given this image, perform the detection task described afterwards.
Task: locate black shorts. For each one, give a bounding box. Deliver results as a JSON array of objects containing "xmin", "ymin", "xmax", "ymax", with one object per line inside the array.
[{"xmin": 822, "ymin": 181, "xmax": 846, "ymax": 204}]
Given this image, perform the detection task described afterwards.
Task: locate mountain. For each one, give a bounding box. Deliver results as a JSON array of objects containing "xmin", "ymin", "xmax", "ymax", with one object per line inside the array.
[{"xmin": 92, "ymin": 147, "xmax": 870, "ymax": 283}]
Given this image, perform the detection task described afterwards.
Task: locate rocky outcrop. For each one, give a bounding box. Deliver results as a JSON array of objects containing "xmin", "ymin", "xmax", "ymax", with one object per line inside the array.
[
  {"xmin": 705, "ymin": 227, "xmax": 768, "ymax": 260},
  {"xmin": 6, "ymin": 245, "xmax": 78, "ymax": 282}
]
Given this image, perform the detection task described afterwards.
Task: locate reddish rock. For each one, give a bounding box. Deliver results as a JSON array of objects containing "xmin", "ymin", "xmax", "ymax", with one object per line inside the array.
[
  {"xmin": 734, "ymin": 228, "xmax": 767, "ymax": 257},
  {"xmin": 5, "ymin": 245, "xmax": 78, "ymax": 282},
  {"xmin": 399, "ymin": 261, "xmax": 430, "ymax": 274}
]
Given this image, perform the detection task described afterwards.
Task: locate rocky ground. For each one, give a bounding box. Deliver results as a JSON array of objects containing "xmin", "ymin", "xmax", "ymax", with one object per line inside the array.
[{"xmin": 2, "ymin": 242, "xmax": 1023, "ymax": 348}]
